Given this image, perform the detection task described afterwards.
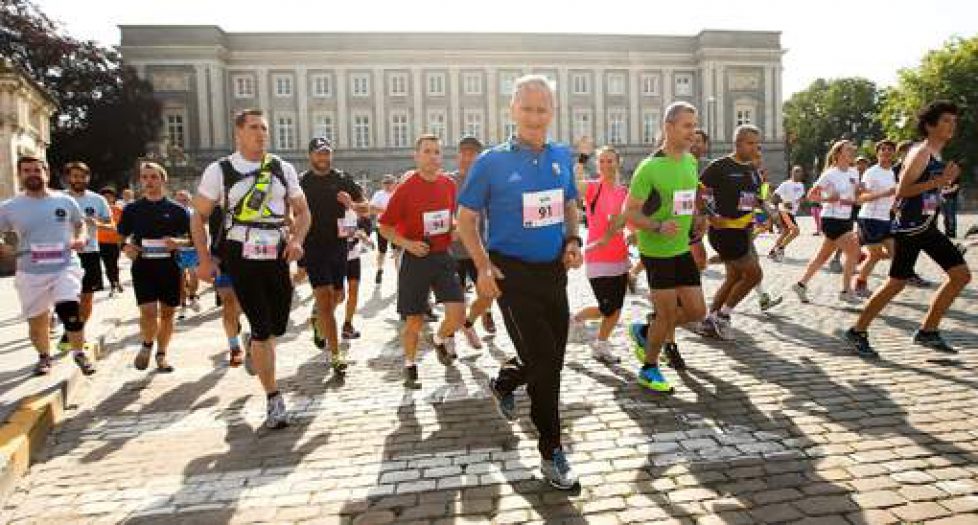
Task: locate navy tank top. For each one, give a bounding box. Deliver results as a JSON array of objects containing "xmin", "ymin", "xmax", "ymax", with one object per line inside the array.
[{"xmin": 894, "ymin": 154, "xmax": 943, "ymax": 234}]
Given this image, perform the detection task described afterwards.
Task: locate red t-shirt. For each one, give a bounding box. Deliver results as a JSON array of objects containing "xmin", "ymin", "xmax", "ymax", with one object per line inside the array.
[{"xmin": 379, "ymin": 171, "xmax": 457, "ymax": 253}]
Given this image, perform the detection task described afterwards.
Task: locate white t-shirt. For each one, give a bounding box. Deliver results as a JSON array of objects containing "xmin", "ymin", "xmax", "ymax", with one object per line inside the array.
[
  {"xmin": 197, "ymin": 152, "xmax": 302, "ymax": 242},
  {"xmin": 815, "ymin": 167, "xmax": 858, "ymax": 220},
  {"xmin": 774, "ymin": 181, "xmax": 806, "ymax": 213},
  {"xmin": 858, "ymin": 165, "xmax": 897, "ymax": 221},
  {"xmin": 369, "ymin": 189, "xmax": 392, "ymax": 212}
]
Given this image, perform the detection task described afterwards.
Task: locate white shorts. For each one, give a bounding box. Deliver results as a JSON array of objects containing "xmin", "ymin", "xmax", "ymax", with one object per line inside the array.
[{"xmin": 14, "ymin": 266, "xmax": 83, "ymax": 319}]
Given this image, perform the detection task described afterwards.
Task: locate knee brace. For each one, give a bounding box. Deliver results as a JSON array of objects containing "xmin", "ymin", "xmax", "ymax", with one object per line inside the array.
[{"xmin": 55, "ymin": 301, "xmax": 84, "ymax": 332}]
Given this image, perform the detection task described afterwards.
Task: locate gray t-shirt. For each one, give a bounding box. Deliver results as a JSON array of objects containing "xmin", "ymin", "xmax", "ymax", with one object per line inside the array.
[
  {"xmin": 448, "ymin": 170, "xmax": 488, "ymax": 260},
  {"xmin": 69, "ymin": 190, "xmax": 112, "ymax": 253},
  {"xmin": 0, "ymin": 192, "xmax": 83, "ymax": 274}
]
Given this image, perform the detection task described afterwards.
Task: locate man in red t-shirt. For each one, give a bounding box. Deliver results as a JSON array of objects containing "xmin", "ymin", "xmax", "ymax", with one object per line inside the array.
[{"xmin": 379, "ymin": 134, "xmax": 465, "ymax": 389}]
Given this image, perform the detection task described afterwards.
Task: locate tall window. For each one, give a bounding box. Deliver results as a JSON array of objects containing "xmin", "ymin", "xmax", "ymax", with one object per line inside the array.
[
  {"xmin": 607, "ymin": 110, "xmax": 626, "ymax": 144},
  {"xmin": 572, "ymin": 109, "xmax": 592, "ymax": 142},
  {"xmin": 500, "ymin": 73, "xmax": 518, "ymax": 97},
  {"xmin": 275, "ymin": 114, "xmax": 296, "ymax": 150},
  {"xmin": 353, "ymin": 114, "xmax": 371, "ymax": 148},
  {"xmin": 427, "ymin": 72, "xmax": 446, "ymax": 96},
  {"xmin": 572, "ymin": 73, "xmax": 589, "ymax": 95},
  {"xmin": 675, "ymin": 73, "xmax": 693, "ymax": 97},
  {"xmin": 164, "ymin": 111, "xmax": 185, "ymax": 149},
  {"xmin": 607, "ymin": 73, "xmax": 625, "ymax": 96},
  {"xmin": 640, "ymin": 74, "xmax": 659, "ymax": 96},
  {"xmin": 389, "ymin": 73, "xmax": 407, "ymax": 96},
  {"xmin": 463, "ymin": 72, "xmax": 482, "ymax": 95},
  {"xmin": 273, "ymin": 74, "xmax": 293, "ymax": 97},
  {"xmin": 464, "ymin": 109, "xmax": 483, "ymax": 141},
  {"xmin": 232, "ymin": 75, "xmax": 254, "ymax": 98},
  {"xmin": 390, "ymin": 112, "xmax": 410, "ymax": 148},
  {"xmin": 351, "ymin": 74, "xmax": 370, "ymax": 97},
  {"xmin": 500, "ymin": 110, "xmax": 516, "ymax": 140},
  {"xmin": 427, "ymin": 109, "xmax": 447, "ymax": 143},
  {"xmin": 642, "ymin": 112, "xmax": 661, "ymax": 144},
  {"xmin": 735, "ymin": 104, "xmax": 755, "ymax": 126},
  {"xmin": 312, "ymin": 112, "xmax": 334, "ymax": 142},
  {"xmin": 311, "ymin": 74, "xmax": 332, "ymax": 97}
]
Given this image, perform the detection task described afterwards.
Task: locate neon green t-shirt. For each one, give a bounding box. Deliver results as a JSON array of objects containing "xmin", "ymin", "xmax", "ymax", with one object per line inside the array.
[{"xmin": 628, "ymin": 150, "xmax": 699, "ymax": 258}]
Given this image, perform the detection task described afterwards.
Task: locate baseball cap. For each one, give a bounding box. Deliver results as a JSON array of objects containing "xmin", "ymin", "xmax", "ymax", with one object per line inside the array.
[
  {"xmin": 308, "ymin": 137, "xmax": 333, "ymax": 153},
  {"xmin": 458, "ymin": 135, "xmax": 483, "ymax": 150}
]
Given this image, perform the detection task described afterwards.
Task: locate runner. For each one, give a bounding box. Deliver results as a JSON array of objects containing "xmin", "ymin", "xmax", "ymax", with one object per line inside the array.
[
  {"xmin": 63, "ymin": 161, "xmax": 112, "ymax": 350},
  {"xmin": 96, "ymin": 186, "xmax": 124, "ymax": 295},
  {"xmin": 379, "ymin": 133, "xmax": 465, "ymax": 389},
  {"xmin": 192, "ymin": 109, "xmax": 311, "ymax": 430},
  {"xmin": 450, "ymin": 135, "xmax": 496, "ymax": 350},
  {"xmin": 847, "ymin": 101, "xmax": 971, "ymax": 357},
  {"xmin": 791, "ymin": 140, "xmax": 863, "ymax": 305},
  {"xmin": 457, "ymin": 75, "xmax": 582, "ymax": 490},
  {"xmin": 342, "ymin": 212, "xmax": 373, "ymax": 339},
  {"xmin": 891, "ymin": 141, "xmax": 934, "ymax": 288},
  {"xmin": 697, "ymin": 125, "xmax": 772, "ymax": 338},
  {"xmin": 768, "ymin": 165, "xmax": 806, "ymax": 262},
  {"xmin": 300, "ymin": 137, "xmax": 368, "ymax": 373},
  {"xmin": 688, "ymin": 129, "xmax": 711, "ymax": 271},
  {"xmin": 369, "ymin": 174, "xmax": 397, "ymax": 284},
  {"xmin": 571, "ymin": 145, "xmax": 629, "ymax": 363},
  {"xmin": 173, "ymin": 189, "xmax": 200, "ymax": 319},
  {"xmin": 117, "ymin": 163, "xmax": 190, "ymax": 373},
  {"xmin": 0, "ymin": 156, "xmax": 96, "ymax": 376},
  {"xmin": 853, "ymin": 140, "xmax": 898, "ymax": 297}
]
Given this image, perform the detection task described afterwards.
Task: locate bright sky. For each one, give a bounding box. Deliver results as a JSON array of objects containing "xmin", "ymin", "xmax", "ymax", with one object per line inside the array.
[{"xmin": 35, "ymin": 0, "xmax": 977, "ymax": 97}]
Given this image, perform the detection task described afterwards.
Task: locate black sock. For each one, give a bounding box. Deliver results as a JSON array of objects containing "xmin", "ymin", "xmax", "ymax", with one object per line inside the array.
[
  {"xmin": 142, "ymin": 341, "xmax": 153, "ymax": 349},
  {"xmin": 464, "ymin": 320, "xmax": 473, "ymax": 328},
  {"xmin": 796, "ymin": 282, "xmax": 806, "ymax": 288},
  {"xmin": 641, "ymin": 363, "xmax": 656, "ymax": 371},
  {"xmin": 266, "ymin": 391, "xmax": 279, "ymax": 400}
]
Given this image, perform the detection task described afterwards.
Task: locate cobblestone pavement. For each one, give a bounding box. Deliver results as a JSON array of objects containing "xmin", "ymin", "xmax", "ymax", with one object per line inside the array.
[{"xmin": 3, "ymin": 217, "xmax": 978, "ymax": 525}]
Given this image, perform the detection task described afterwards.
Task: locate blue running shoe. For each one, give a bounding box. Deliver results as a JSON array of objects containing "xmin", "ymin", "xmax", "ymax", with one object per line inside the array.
[
  {"xmin": 637, "ymin": 364, "xmax": 673, "ymax": 393},
  {"xmin": 628, "ymin": 322, "xmax": 649, "ymax": 363}
]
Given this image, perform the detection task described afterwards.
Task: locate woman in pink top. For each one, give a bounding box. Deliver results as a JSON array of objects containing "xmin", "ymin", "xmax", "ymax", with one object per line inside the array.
[{"xmin": 571, "ymin": 146, "xmax": 631, "ymax": 363}]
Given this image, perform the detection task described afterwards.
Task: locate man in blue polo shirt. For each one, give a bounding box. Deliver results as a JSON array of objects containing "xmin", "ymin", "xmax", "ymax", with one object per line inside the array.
[{"xmin": 457, "ymin": 74, "xmax": 582, "ymax": 491}]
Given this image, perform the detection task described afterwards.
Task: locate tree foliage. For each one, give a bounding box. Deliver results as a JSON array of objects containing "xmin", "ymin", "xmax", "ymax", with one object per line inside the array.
[{"xmin": 0, "ymin": 0, "xmax": 160, "ymax": 189}]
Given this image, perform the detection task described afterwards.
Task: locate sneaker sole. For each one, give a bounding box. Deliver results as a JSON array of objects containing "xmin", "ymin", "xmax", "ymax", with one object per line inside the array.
[
  {"xmin": 546, "ymin": 477, "xmax": 578, "ymax": 491},
  {"xmin": 488, "ymin": 379, "xmax": 517, "ymax": 421},
  {"xmin": 637, "ymin": 378, "xmax": 674, "ymax": 393}
]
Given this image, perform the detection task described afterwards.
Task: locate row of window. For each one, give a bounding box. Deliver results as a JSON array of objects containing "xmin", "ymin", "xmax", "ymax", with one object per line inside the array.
[{"xmin": 233, "ymin": 71, "xmax": 694, "ymax": 100}]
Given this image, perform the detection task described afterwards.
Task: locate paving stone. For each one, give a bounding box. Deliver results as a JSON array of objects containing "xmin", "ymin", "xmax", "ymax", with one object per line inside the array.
[{"xmin": 889, "ymin": 502, "xmax": 952, "ymax": 522}]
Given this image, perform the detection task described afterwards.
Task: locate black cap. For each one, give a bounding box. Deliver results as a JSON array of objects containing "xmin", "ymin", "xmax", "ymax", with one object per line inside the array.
[
  {"xmin": 308, "ymin": 137, "xmax": 333, "ymax": 153},
  {"xmin": 458, "ymin": 135, "xmax": 483, "ymax": 150}
]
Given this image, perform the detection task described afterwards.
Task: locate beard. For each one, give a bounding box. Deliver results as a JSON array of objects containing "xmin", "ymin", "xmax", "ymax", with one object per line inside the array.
[
  {"xmin": 70, "ymin": 183, "xmax": 87, "ymax": 193},
  {"xmin": 23, "ymin": 176, "xmax": 44, "ymax": 192}
]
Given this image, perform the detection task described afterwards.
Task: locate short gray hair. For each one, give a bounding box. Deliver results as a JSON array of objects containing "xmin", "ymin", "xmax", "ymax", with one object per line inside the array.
[
  {"xmin": 511, "ymin": 74, "xmax": 556, "ymax": 106},
  {"xmin": 733, "ymin": 124, "xmax": 762, "ymax": 143},
  {"xmin": 664, "ymin": 101, "xmax": 697, "ymax": 123}
]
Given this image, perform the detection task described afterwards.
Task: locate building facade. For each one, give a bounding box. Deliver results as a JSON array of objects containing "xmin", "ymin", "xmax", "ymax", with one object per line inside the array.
[
  {"xmin": 119, "ymin": 26, "xmax": 786, "ymax": 188},
  {"xmin": 0, "ymin": 58, "xmax": 57, "ymax": 200}
]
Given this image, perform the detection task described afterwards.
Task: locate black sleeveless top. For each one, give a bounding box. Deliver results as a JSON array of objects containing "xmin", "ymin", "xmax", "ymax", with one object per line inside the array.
[{"xmin": 894, "ymin": 154, "xmax": 943, "ymax": 234}]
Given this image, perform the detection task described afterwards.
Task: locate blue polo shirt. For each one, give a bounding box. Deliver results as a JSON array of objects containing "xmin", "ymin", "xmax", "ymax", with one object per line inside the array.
[{"xmin": 458, "ymin": 138, "xmax": 578, "ymax": 263}]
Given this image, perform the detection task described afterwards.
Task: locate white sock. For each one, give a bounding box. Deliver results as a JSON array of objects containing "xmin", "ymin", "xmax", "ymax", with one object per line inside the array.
[
  {"xmin": 719, "ymin": 305, "xmax": 733, "ymax": 316},
  {"xmin": 404, "ymin": 358, "xmax": 416, "ymax": 367}
]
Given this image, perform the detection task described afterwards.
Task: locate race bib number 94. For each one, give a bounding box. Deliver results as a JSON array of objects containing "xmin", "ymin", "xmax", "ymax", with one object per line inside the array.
[
  {"xmin": 422, "ymin": 209, "xmax": 451, "ymax": 236},
  {"xmin": 522, "ymin": 189, "xmax": 564, "ymax": 228},
  {"xmin": 672, "ymin": 189, "xmax": 696, "ymax": 216}
]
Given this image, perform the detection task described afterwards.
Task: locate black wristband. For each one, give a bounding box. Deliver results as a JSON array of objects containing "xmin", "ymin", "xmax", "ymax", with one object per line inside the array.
[{"xmin": 564, "ymin": 235, "xmax": 583, "ymax": 249}]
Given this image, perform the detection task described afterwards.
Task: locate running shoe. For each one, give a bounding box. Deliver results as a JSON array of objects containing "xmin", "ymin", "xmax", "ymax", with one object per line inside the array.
[
  {"xmin": 482, "ymin": 312, "xmax": 497, "ymax": 334},
  {"xmin": 375, "ymin": 269, "xmax": 383, "ymax": 284},
  {"xmin": 434, "ymin": 336, "xmax": 457, "ymax": 365},
  {"xmin": 662, "ymin": 342, "xmax": 686, "ymax": 370},
  {"xmin": 403, "ymin": 365, "xmax": 422, "ymax": 389},
  {"xmin": 758, "ymin": 292, "xmax": 784, "ymax": 312},
  {"xmin": 461, "ymin": 323, "xmax": 483, "ymax": 350},
  {"xmin": 844, "ymin": 327, "xmax": 879, "ymax": 359},
  {"xmin": 854, "ymin": 285, "xmax": 873, "ymax": 299},
  {"xmin": 714, "ymin": 312, "xmax": 734, "ymax": 340},
  {"xmin": 569, "ymin": 316, "xmax": 586, "ymax": 342},
  {"xmin": 637, "ymin": 364, "xmax": 673, "ymax": 393},
  {"xmin": 341, "ymin": 321, "xmax": 361, "ymax": 340},
  {"xmin": 628, "ymin": 322, "xmax": 648, "ymax": 363},
  {"xmin": 965, "ymin": 224, "xmax": 978, "ymax": 238},
  {"xmin": 57, "ymin": 334, "xmax": 70, "ymax": 353},
  {"xmin": 311, "ymin": 317, "xmax": 325, "ymax": 349},
  {"xmin": 229, "ymin": 347, "xmax": 244, "ymax": 368},
  {"xmin": 767, "ymin": 249, "xmax": 779, "ymax": 261},
  {"xmin": 541, "ymin": 449, "xmax": 579, "ymax": 490},
  {"xmin": 907, "ymin": 274, "xmax": 933, "ymax": 288},
  {"xmin": 330, "ymin": 348, "xmax": 349, "ymax": 373},
  {"xmin": 791, "ymin": 282, "xmax": 810, "ymax": 304},
  {"xmin": 155, "ymin": 353, "xmax": 174, "ymax": 373},
  {"xmin": 590, "ymin": 340, "xmax": 620, "ymax": 364},
  {"xmin": 265, "ymin": 393, "xmax": 289, "ymax": 430},
  {"xmin": 134, "ymin": 344, "xmax": 152, "ymax": 371},
  {"xmin": 177, "ymin": 306, "xmax": 187, "ymax": 321},
  {"xmin": 73, "ymin": 350, "xmax": 96, "ymax": 376},
  {"xmin": 912, "ymin": 329, "xmax": 957, "ymax": 354},
  {"xmin": 838, "ymin": 290, "xmax": 863, "ymax": 305},
  {"xmin": 489, "ymin": 377, "xmax": 517, "ymax": 421},
  {"xmin": 34, "ymin": 354, "xmax": 53, "ymax": 376}
]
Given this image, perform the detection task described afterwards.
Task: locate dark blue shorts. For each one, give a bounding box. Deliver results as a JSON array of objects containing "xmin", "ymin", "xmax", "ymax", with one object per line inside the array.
[{"xmin": 857, "ymin": 218, "xmax": 893, "ymax": 246}]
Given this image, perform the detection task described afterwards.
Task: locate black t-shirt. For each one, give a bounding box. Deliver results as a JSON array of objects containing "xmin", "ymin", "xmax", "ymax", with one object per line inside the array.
[
  {"xmin": 699, "ymin": 156, "xmax": 759, "ymax": 219},
  {"xmin": 117, "ymin": 197, "xmax": 190, "ymax": 262},
  {"xmin": 301, "ymin": 169, "xmax": 364, "ymax": 248}
]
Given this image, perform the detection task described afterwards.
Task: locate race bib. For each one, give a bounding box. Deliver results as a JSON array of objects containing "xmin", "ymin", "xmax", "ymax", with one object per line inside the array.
[
  {"xmin": 30, "ymin": 243, "xmax": 66, "ymax": 265},
  {"xmin": 522, "ymin": 189, "xmax": 564, "ymax": 228},
  {"xmin": 242, "ymin": 231, "xmax": 279, "ymax": 260},
  {"xmin": 923, "ymin": 194, "xmax": 940, "ymax": 216},
  {"xmin": 672, "ymin": 189, "xmax": 696, "ymax": 216},
  {"xmin": 422, "ymin": 209, "xmax": 451, "ymax": 236},
  {"xmin": 738, "ymin": 191, "xmax": 757, "ymax": 212},
  {"xmin": 141, "ymin": 239, "xmax": 171, "ymax": 259},
  {"xmin": 337, "ymin": 210, "xmax": 358, "ymax": 238}
]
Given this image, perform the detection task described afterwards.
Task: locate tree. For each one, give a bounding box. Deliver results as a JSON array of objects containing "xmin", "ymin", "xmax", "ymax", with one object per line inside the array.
[
  {"xmin": 0, "ymin": 0, "xmax": 160, "ymax": 190},
  {"xmin": 783, "ymin": 77, "xmax": 883, "ymax": 176},
  {"xmin": 880, "ymin": 35, "xmax": 978, "ymax": 180}
]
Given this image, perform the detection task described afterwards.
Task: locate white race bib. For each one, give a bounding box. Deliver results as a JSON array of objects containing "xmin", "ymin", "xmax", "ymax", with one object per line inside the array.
[
  {"xmin": 242, "ymin": 231, "xmax": 279, "ymax": 260},
  {"xmin": 30, "ymin": 243, "xmax": 66, "ymax": 265},
  {"xmin": 422, "ymin": 209, "xmax": 451, "ymax": 236},
  {"xmin": 337, "ymin": 210, "xmax": 358, "ymax": 238},
  {"xmin": 522, "ymin": 189, "xmax": 564, "ymax": 228},
  {"xmin": 141, "ymin": 239, "xmax": 171, "ymax": 259},
  {"xmin": 737, "ymin": 191, "xmax": 758, "ymax": 212},
  {"xmin": 923, "ymin": 194, "xmax": 940, "ymax": 216},
  {"xmin": 672, "ymin": 189, "xmax": 696, "ymax": 216}
]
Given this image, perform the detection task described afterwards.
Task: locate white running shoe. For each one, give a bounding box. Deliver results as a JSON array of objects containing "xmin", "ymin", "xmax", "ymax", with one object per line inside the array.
[{"xmin": 590, "ymin": 340, "xmax": 621, "ymax": 364}]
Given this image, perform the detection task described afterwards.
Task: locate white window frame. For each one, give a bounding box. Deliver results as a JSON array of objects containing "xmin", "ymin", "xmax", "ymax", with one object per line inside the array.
[
  {"xmin": 500, "ymin": 110, "xmax": 516, "ymax": 140},
  {"xmin": 571, "ymin": 73, "xmax": 590, "ymax": 95},
  {"xmin": 232, "ymin": 74, "xmax": 255, "ymax": 99},
  {"xmin": 674, "ymin": 73, "xmax": 694, "ymax": 97},
  {"xmin": 607, "ymin": 109, "xmax": 627, "ymax": 145},
  {"xmin": 640, "ymin": 74, "xmax": 659, "ymax": 96},
  {"xmin": 642, "ymin": 112, "xmax": 661, "ymax": 144},
  {"xmin": 162, "ymin": 108, "xmax": 186, "ymax": 149},
  {"xmin": 389, "ymin": 73, "xmax": 408, "ymax": 97},
  {"xmin": 389, "ymin": 111, "xmax": 410, "ymax": 148},
  {"xmin": 463, "ymin": 72, "xmax": 482, "ymax": 95},
  {"xmin": 272, "ymin": 74, "xmax": 293, "ymax": 98},
  {"xmin": 351, "ymin": 74, "xmax": 370, "ymax": 97},
  {"xmin": 734, "ymin": 100, "xmax": 757, "ymax": 127},
  {"xmin": 427, "ymin": 72, "xmax": 446, "ymax": 96},
  {"xmin": 427, "ymin": 109, "xmax": 447, "ymax": 143},
  {"xmin": 463, "ymin": 109, "xmax": 484, "ymax": 141},
  {"xmin": 572, "ymin": 108, "xmax": 593, "ymax": 142},
  {"xmin": 500, "ymin": 73, "xmax": 518, "ymax": 98},
  {"xmin": 352, "ymin": 113, "xmax": 371, "ymax": 148},
  {"xmin": 607, "ymin": 73, "xmax": 625, "ymax": 96},
  {"xmin": 312, "ymin": 111, "xmax": 335, "ymax": 142},
  {"xmin": 274, "ymin": 112, "xmax": 297, "ymax": 150},
  {"xmin": 311, "ymin": 74, "xmax": 332, "ymax": 98}
]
